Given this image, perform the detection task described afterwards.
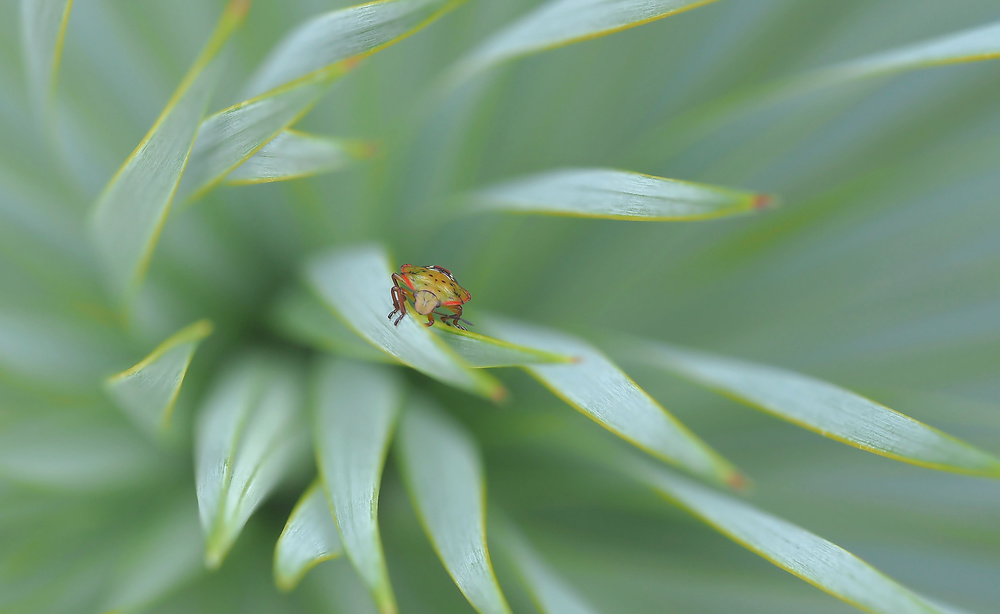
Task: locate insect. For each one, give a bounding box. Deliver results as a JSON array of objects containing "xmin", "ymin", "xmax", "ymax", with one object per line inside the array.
[{"xmin": 388, "ymin": 264, "xmax": 473, "ymax": 330}]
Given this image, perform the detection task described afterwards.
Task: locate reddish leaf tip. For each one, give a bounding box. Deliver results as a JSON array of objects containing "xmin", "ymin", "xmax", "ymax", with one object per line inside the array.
[{"xmin": 752, "ymin": 194, "xmax": 777, "ymax": 211}]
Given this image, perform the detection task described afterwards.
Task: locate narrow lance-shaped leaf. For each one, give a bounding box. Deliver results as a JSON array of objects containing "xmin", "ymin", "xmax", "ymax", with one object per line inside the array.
[
  {"xmin": 396, "ymin": 396, "xmax": 513, "ymax": 614},
  {"xmin": 433, "ymin": 326, "xmax": 576, "ymax": 368},
  {"xmin": 178, "ymin": 0, "xmax": 462, "ymax": 203},
  {"xmin": 88, "ymin": 0, "xmax": 247, "ymax": 303},
  {"xmin": 448, "ymin": 0, "xmax": 719, "ymax": 83},
  {"xmin": 622, "ymin": 340, "xmax": 1000, "ymax": 478},
  {"xmin": 314, "ymin": 360, "xmax": 401, "ymax": 613},
  {"xmin": 466, "ymin": 168, "xmax": 773, "ymax": 221},
  {"xmin": 304, "ymin": 244, "xmax": 505, "ymax": 401},
  {"xmin": 628, "ymin": 459, "xmax": 965, "ymax": 614},
  {"xmin": 195, "ymin": 352, "xmax": 309, "ymax": 568},
  {"xmin": 225, "ymin": 131, "xmax": 376, "ymax": 185},
  {"xmin": 19, "ymin": 0, "xmax": 73, "ymax": 116},
  {"xmin": 480, "ymin": 315, "xmax": 744, "ymax": 488},
  {"xmin": 104, "ymin": 319, "xmax": 212, "ymax": 434},
  {"xmin": 274, "ymin": 481, "xmax": 344, "ymax": 591}
]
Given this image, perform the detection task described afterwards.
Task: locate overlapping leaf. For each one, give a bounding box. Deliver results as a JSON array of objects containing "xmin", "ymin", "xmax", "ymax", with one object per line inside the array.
[
  {"xmin": 225, "ymin": 131, "xmax": 375, "ymax": 185},
  {"xmin": 313, "ymin": 360, "xmax": 401, "ymax": 613},
  {"xmin": 481, "ymin": 315, "xmax": 744, "ymax": 488},
  {"xmin": 396, "ymin": 396, "xmax": 512, "ymax": 614},
  {"xmin": 104, "ymin": 319, "xmax": 212, "ymax": 434},
  {"xmin": 274, "ymin": 481, "xmax": 344, "ymax": 591},
  {"xmin": 433, "ymin": 326, "xmax": 575, "ymax": 367},
  {"xmin": 466, "ymin": 168, "xmax": 773, "ymax": 221},
  {"xmin": 19, "ymin": 0, "xmax": 73, "ymax": 116},
  {"xmin": 624, "ymin": 339, "xmax": 1000, "ymax": 477}
]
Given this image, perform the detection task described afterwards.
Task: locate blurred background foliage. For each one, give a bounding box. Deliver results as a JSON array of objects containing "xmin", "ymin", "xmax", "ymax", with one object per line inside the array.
[{"xmin": 1, "ymin": 0, "xmax": 1000, "ymax": 612}]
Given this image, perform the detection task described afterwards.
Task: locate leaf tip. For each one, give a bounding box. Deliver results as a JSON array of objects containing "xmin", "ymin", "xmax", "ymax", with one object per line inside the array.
[
  {"xmin": 726, "ymin": 471, "xmax": 752, "ymax": 492},
  {"xmin": 490, "ymin": 386, "xmax": 508, "ymax": 403},
  {"xmin": 226, "ymin": 0, "xmax": 252, "ymax": 19},
  {"xmin": 752, "ymin": 194, "xmax": 778, "ymax": 211}
]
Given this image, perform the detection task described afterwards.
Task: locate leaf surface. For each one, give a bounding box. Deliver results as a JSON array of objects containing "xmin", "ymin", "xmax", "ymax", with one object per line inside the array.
[
  {"xmin": 19, "ymin": 0, "xmax": 73, "ymax": 115},
  {"xmin": 274, "ymin": 481, "xmax": 344, "ymax": 591},
  {"xmin": 225, "ymin": 131, "xmax": 375, "ymax": 185}
]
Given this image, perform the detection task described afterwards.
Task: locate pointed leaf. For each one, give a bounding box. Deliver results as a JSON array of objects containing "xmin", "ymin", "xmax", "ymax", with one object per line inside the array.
[
  {"xmin": 304, "ymin": 244, "xmax": 505, "ymax": 401},
  {"xmin": 314, "ymin": 360, "xmax": 402, "ymax": 613},
  {"xmin": 88, "ymin": 0, "xmax": 247, "ymax": 302},
  {"xmin": 449, "ymin": 0, "xmax": 719, "ymax": 82},
  {"xmin": 274, "ymin": 481, "xmax": 344, "ymax": 591},
  {"xmin": 623, "ymin": 340, "xmax": 1000, "ymax": 477},
  {"xmin": 225, "ymin": 131, "xmax": 376, "ymax": 185},
  {"xmin": 433, "ymin": 326, "xmax": 577, "ymax": 368},
  {"xmin": 396, "ymin": 397, "xmax": 513, "ymax": 614},
  {"xmin": 630, "ymin": 460, "xmax": 965, "ymax": 614},
  {"xmin": 19, "ymin": 0, "xmax": 73, "ymax": 116},
  {"xmin": 105, "ymin": 319, "xmax": 212, "ymax": 434},
  {"xmin": 466, "ymin": 168, "xmax": 773, "ymax": 221},
  {"xmin": 195, "ymin": 352, "xmax": 309, "ymax": 568},
  {"xmin": 481, "ymin": 315, "xmax": 743, "ymax": 488}
]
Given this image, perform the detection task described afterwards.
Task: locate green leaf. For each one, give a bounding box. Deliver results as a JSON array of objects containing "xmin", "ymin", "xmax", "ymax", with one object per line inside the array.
[
  {"xmin": 313, "ymin": 359, "xmax": 402, "ymax": 613},
  {"xmin": 629, "ymin": 460, "xmax": 964, "ymax": 614},
  {"xmin": 449, "ymin": 0, "xmax": 719, "ymax": 82},
  {"xmin": 433, "ymin": 325, "xmax": 577, "ymax": 368},
  {"xmin": 304, "ymin": 244, "xmax": 506, "ymax": 401},
  {"xmin": 87, "ymin": 0, "xmax": 247, "ymax": 303},
  {"xmin": 179, "ymin": 0, "xmax": 463, "ymax": 203},
  {"xmin": 481, "ymin": 315, "xmax": 744, "ymax": 488},
  {"xmin": 195, "ymin": 352, "xmax": 309, "ymax": 568},
  {"xmin": 225, "ymin": 131, "xmax": 376, "ymax": 186},
  {"xmin": 621, "ymin": 340, "xmax": 1000, "ymax": 478},
  {"xmin": 465, "ymin": 168, "xmax": 773, "ymax": 221},
  {"xmin": 274, "ymin": 481, "xmax": 344, "ymax": 592},
  {"xmin": 104, "ymin": 319, "xmax": 212, "ymax": 435},
  {"xmin": 395, "ymin": 396, "xmax": 513, "ymax": 614},
  {"xmin": 19, "ymin": 0, "xmax": 73, "ymax": 116}
]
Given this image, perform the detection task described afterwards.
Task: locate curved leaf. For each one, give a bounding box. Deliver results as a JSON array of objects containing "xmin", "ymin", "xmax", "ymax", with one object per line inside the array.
[
  {"xmin": 225, "ymin": 131, "xmax": 376, "ymax": 185},
  {"xmin": 105, "ymin": 319, "xmax": 212, "ymax": 434},
  {"xmin": 629, "ymin": 459, "xmax": 965, "ymax": 614},
  {"xmin": 466, "ymin": 168, "xmax": 773, "ymax": 221},
  {"xmin": 313, "ymin": 359, "xmax": 401, "ymax": 613},
  {"xmin": 449, "ymin": 0, "xmax": 718, "ymax": 82},
  {"xmin": 88, "ymin": 0, "xmax": 247, "ymax": 302},
  {"xmin": 274, "ymin": 481, "xmax": 344, "ymax": 591},
  {"xmin": 304, "ymin": 244, "xmax": 505, "ymax": 401},
  {"xmin": 481, "ymin": 315, "xmax": 744, "ymax": 488},
  {"xmin": 19, "ymin": 0, "xmax": 73, "ymax": 116},
  {"xmin": 395, "ymin": 396, "xmax": 512, "ymax": 614},
  {"xmin": 195, "ymin": 352, "xmax": 309, "ymax": 568},
  {"xmin": 433, "ymin": 326, "xmax": 577, "ymax": 367},
  {"xmin": 622, "ymin": 340, "xmax": 1000, "ymax": 477}
]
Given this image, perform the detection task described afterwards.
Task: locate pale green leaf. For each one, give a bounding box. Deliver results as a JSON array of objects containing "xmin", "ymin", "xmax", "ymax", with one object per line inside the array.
[
  {"xmin": 630, "ymin": 460, "xmax": 966, "ymax": 614},
  {"xmin": 480, "ymin": 315, "xmax": 744, "ymax": 488},
  {"xmin": 225, "ymin": 131, "xmax": 375, "ymax": 185},
  {"xmin": 433, "ymin": 326, "xmax": 577, "ymax": 368},
  {"xmin": 304, "ymin": 244, "xmax": 505, "ymax": 401},
  {"xmin": 88, "ymin": 0, "xmax": 247, "ymax": 302},
  {"xmin": 466, "ymin": 168, "xmax": 773, "ymax": 221},
  {"xmin": 396, "ymin": 396, "xmax": 513, "ymax": 614},
  {"xmin": 274, "ymin": 481, "xmax": 344, "ymax": 592},
  {"xmin": 314, "ymin": 360, "xmax": 402, "ymax": 613},
  {"xmin": 449, "ymin": 0, "xmax": 718, "ymax": 82},
  {"xmin": 179, "ymin": 0, "xmax": 462, "ymax": 203},
  {"xmin": 19, "ymin": 0, "xmax": 73, "ymax": 115},
  {"xmin": 622, "ymin": 340, "xmax": 1000, "ymax": 477},
  {"xmin": 105, "ymin": 319, "xmax": 212, "ymax": 434},
  {"xmin": 195, "ymin": 352, "xmax": 309, "ymax": 568}
]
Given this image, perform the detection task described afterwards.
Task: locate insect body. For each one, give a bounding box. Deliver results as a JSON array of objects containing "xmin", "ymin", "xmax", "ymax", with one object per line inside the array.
[{"xmin": 389, "ymin": 264, "xmax": 473, "ymax": 329}]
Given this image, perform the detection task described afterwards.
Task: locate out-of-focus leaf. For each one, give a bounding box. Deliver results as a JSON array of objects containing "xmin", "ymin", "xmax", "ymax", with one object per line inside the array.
[
  {"xmin": 87, "ymin": 0, "xmax": 247, "ymax": 303},
  {"xmin": 433, "ymin": 326, "xmax": 576, "ymax": 368},
  {"xmin": 466, "ymin": 168, "xmax": 773, "ymax": 221},
  {"xmin": 225, "ymin": 131, "xmax": 375, "ymax": 185},
  {"xmin": 100, "ymin": 498, "xmax": 203, "ymax": 614},
  {"xmin": 395, "ymin": 396, "xmax": 513, "ymax": 614},
  {"xmin": 481, "ymin": 315, "xmax": 744, "ymax": 488},
  {"xmin": 274, "ymin": 481, "xmax": 344, "ymax": 592},
  {"xmin": 179, "ymin": 0, "xmax": 462, "ymax": 203},
  {"xmin": 304, "ymin": 244, "xmax": 506, "ymax": 401},
  {"xmin": 625, "ymin": 340, "xmax": 1000, "ymax": 478},
  {"xmin": 496, "ymin": 520, "xmax": 600, "ymax": 614},
  {"xmin": 449, "ymin": 0, "xmax": 718, "ymax": 82},
  {"xmin": 19, "ymin": 0, "xmax": 73, "ymax": 115},
  {"xmin": 105, "ymin": 319, "xmax": 212, "ymax": 434},
  {"xmin": 313, "ymin": 360, "xmax": 401, "ymax": 613},
  {"xmin": 629, "ymin": 459, "xmax": 965, "ymax": 614},
  {"xmin": 195, "ymin": 353, "xmax": 308, "ymax": 568}
]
